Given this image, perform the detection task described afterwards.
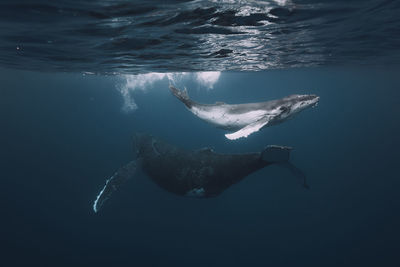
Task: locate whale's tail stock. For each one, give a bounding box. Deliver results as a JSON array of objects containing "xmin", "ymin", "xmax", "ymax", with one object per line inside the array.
[
  {"xmin": 169, "ymin": 85, "xmax": 193, "ymax": 108},
  {"xmin": 261, "ymin": 146, "xmax": 309, "ymax": 189}
]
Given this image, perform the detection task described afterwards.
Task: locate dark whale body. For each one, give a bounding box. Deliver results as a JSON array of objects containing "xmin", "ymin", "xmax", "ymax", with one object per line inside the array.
[
  {"xmin": 137, "ymin": 134, "xmax": 270, "ymax": 198},
  {"xmin": 93, "ymin": 134, "xmax": 305, "ymax": 212}
]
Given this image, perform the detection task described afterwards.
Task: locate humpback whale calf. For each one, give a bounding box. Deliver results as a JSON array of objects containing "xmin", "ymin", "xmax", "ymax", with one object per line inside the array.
[
  {"xmin": 169, "ymin": 86, "xmax": 319, "ymax": 140},
  {"xmin": 93, "ymin": 134, "xmax": 307, "ymax": 213}
]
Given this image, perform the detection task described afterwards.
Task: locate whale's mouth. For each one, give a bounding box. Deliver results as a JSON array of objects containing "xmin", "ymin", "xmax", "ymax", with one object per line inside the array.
[
  {"xmin": 294, "ymin": 95, "xmax": 320, "ymax": 111},
  {"xmin": 299, "ymin": 94, "xmax": 319, "ymax": 109},
  {"xmin": 311, "ymin": 96, "xmax": 320, "ymax": 108}
]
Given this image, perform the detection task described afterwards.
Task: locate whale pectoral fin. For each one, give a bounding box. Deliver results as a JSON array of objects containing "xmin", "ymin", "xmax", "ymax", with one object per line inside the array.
[
  {"xmin": 93, "ymin": 161, "xmax": 137, "ymax": 213},
  {"xmin": 225, "ymin": 116, "xmax": 272, "ymax": 140}
]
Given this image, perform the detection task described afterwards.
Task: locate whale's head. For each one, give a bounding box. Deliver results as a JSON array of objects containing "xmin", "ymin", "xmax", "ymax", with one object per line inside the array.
[{"xmin": 275, "ymin": 94, "xmax": 319, "ymax": 121}]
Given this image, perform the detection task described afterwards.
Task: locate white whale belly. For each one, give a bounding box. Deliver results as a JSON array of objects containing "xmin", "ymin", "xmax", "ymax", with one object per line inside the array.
[{"xmin": 190, "ymin": 105, "xmax": 267, "ymax": 130}]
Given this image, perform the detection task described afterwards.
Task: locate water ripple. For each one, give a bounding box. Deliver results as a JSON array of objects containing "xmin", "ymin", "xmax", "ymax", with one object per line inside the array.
[{"xmin": 0, "ymin": 0, "xmax": 399, "ymax": 74}]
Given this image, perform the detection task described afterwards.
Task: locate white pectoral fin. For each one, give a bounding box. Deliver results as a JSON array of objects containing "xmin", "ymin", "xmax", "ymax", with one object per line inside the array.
[
  {"xmin": 225, "ymin": 116, "xmax": 272, "ymax": 140},
  {"xmin": 93, "ymin": 161, "xmax": 137, "ymax": 213}
]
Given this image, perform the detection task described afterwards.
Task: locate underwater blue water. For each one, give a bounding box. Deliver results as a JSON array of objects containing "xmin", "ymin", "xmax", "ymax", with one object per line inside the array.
[
  {"xmin": 1, "ymin": 0, "xmax": 400, "ymax": 266},
  {"xmin": 1, "ymin": 67, "xmax": 400, "ymax": 267}
]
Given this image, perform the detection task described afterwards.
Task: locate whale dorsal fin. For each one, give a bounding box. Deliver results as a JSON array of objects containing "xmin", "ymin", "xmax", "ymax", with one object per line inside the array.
[
  {"xmin": 197, "ymin": 147, "xmax": 214, "ymax": 154},
  {"xmin": 225, "ymin": 116, "xmax": 272, "ymax": 140}
]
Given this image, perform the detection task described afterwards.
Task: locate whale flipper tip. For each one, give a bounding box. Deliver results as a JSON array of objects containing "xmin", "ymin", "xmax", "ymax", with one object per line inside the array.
[
  {"xmin": 225, "ymin": 116, "xmax": 272, "ymax": 140},
  {"xmin": 93, "ymin": 161, "xmax": 137, "ymax": 213}
]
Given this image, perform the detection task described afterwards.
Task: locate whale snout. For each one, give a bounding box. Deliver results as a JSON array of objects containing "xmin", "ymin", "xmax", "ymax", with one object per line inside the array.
[
  {"xmin": 298, "ymin": 94, "xmax": 318, "ymax": 101},
  {"xmin": 297, "ymin": 94, "xmax": 319, "ymax": 107},
  {"xmin": 307, "ymin": 95, "xmax": 320, "ymax": 107},
  {"xmin": 284, "ymin": 94, "xmax": 320, "ymax": 114}
]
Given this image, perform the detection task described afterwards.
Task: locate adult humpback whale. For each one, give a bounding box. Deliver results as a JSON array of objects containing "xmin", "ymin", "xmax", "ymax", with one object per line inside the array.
[
  {"xmin": 93, "ymin": 134, "xmax": 307, "ymax": 213},
  {"xmin": 169, "ymin": 86, "xmax": 319, "ymax": 140}
]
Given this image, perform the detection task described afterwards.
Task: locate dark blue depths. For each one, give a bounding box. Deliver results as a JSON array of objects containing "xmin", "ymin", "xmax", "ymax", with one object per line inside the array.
[{"xmin": 1, "ymin": 68, "xmax": 399, "ymax": 267}]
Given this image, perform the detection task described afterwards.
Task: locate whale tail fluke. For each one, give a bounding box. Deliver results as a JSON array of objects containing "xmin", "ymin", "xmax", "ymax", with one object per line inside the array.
[
  {"xmin": 280, "ymin": 162, "xmax": 309, "ymax": 189},
  {"xmin": 261, "ymin": 145, "xmax": 292, "ymax": 163},
  {"xmin": 261, "ymin": 146, "xmax": 308, "ymax": 189},
  {"xmin": 169, "ymin": 85, "xmax": 193, "ymax": 108},
  {"xmin": 93, "ymin": 161, "xmax": 137, "ymax": 213}
]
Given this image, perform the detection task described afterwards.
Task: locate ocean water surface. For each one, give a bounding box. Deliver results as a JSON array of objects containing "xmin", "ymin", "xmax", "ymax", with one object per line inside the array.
[
  {"xmin": 1, "ymin": 0, "xmax": 400, "ymax": 73},
  {"xmin": 1, "ymin": 0, "xmax": 400, "ymax": 267}
]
